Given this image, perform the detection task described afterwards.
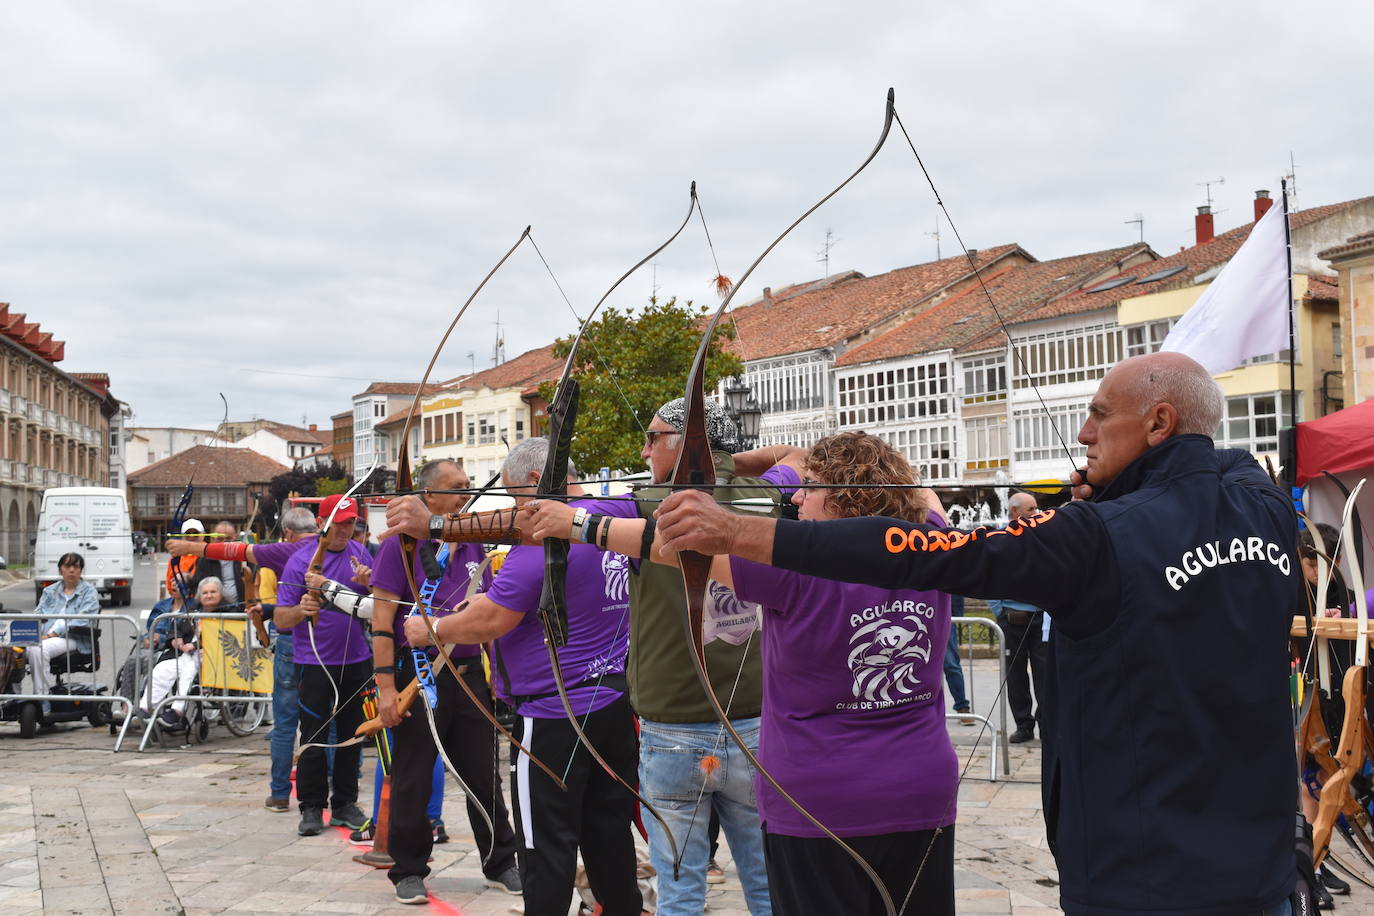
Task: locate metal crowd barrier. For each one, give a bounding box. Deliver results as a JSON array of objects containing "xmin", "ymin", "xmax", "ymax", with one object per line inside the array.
[
  {"xmin": 945, "ymin": 615, "xmax": 1012, "ymax": 781},
  {"xmin": 136, "ymin": 610, "xmax": 272, "ymax": 752},
  {"xmin": 0, "ymin": 611, "xmax": 142, "ymax": 749}
]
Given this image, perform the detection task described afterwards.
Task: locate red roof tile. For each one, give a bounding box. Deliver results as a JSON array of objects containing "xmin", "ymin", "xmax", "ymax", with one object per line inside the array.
[
  {"xmin": 1303, "ymin": 274, "xmax": 1339, "ymax": 303},
  {"xmin": 1318, "ymin": 230, "xmax": 1374, "ymax": 261},
  {"xmin": 263, "ymin": 422, "xmax": 330, "ymax": 445},
  {"xmin": 451, "ymin": 344, "xmax": 562, "ymax": 392},
  {"xmin": 362, "ymin": 381, "xmax": 442, "ymax": 397},
  {"xmin": 997, "ymin": 196, "xmax": 1374, "ymax": 338},
  {"xmin": 837, "ymin": 244, "xmax": 1154, "ymax": 367},
  {"xmin": 128, "ymin": 445, "xmax": 290, "ymax": 487},
  {"xmin": 726, "ymin": 245, "xmax": 1031, "ymax": 361}
]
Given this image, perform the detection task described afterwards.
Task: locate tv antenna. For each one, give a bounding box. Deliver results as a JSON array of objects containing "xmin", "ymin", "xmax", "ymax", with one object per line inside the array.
[
  {"xmin": 650, "ymin": 262, "xmax": 661, "ymax": 302},
  {"xmin": 1125, "ymin": 213, "xmax": 1144, "ymax": 243},
  {"xmin": 816, "ymin": 229, "xmax": 839, "ymax": 277},
  {"xmin": 1197, "ymin": 176, "xmax": 1225, "ymax": 209},
  {"xmin": 1282, "ymin": 152, "xmax": 1299, "ymax": 211},
  {"xmin": 926, "ymin": 215, "xmax": 942, "ymax": 260}
]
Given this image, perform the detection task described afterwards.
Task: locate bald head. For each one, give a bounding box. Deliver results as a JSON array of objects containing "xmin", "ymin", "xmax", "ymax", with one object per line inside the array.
[
  {"xmin": 1112, "ymin": 352, "xmax": 1223, "ymax": 435},
  {"xmin": 1078, "ymin": 352, "xmax": 1223, "ymax": 488},
  {"xmin": 1008, "ymin": 492, "xmax": 1038, "ymax": 520}
]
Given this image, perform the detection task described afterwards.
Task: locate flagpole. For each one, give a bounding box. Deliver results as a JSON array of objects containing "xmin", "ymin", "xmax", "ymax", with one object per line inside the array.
[{"xmin": 1282, "ymin": 179, "xmax": 1298, "ymax": 455}]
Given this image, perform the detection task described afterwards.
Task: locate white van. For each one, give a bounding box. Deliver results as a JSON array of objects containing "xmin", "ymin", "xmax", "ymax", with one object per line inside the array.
[{"xmin": 33, "ymin": 487, "xmax": 134, "ymax": 606}]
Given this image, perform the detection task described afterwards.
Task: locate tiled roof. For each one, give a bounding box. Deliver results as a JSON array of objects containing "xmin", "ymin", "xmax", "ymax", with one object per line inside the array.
[
  {"xmin": 1318, "ymin": 230, "xmax": 1374, "ymax": 261},
  {"xmin": 128, "ymin": 445, "xmax": 290, "ymax": 487},
  {"xmin": 451, "ymin": 344, "xmax": 562, "ymax": 392},
  {"xmin": 362, "ymin": 381, "xmax": 442, "ymax": 397},
  {"xmin": 726, "ymin": 245, "xmax": 1031, "ymax": 362},
  {"xmin": 1304, "ymin": 274, "xmax": 1339, "ymax": 303},
  {"xmin": 375, "ymin": 407, "xmax": 413, "ymax": 430},
  {"xmin": 264, "ymin": 422, "xmax": 329, "ymax": 444},
  {"xmin": 837, "ymin": 244, "xmax": 1154, "ymax": 367},
  {"xmin": 997, "ymin": 196, "xmax": 1374, "ymax": 336}
]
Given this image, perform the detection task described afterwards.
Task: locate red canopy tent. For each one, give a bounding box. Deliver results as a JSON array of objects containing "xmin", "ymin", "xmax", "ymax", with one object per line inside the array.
[
  {"xmin": 1297, "ymin": 398, "xmax": 1374, "ymax": 582},
  {"xmin": 1296, "ymin": 397, "xmax": 1374, "ymax": 487}
]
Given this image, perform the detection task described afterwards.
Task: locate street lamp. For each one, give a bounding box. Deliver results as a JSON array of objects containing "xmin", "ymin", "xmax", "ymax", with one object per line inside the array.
[{"xmin": 723, "ymin": 375, "xmax": 763, "ymax": 450}]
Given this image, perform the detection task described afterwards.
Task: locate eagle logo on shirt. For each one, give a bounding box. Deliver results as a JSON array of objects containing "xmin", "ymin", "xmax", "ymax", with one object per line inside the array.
[
  {"xmin": 601, "ymin": 551, "xmax": 630, "ymax": 602},
  {"xmin": 846, "ymin": 613, "xmax": 932, "ymax": 703}
]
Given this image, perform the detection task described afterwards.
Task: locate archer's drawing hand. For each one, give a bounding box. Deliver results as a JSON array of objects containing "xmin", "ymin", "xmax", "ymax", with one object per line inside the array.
[
  {"xmin": 656, "ymin": 489, "xmax": 741, "ymax": 556},
  {"xmin": 523, "ymin": 500, "xmax": 576, "ymax": 542},
  {"xmin": 1069, "ymin": 469, "xmax": 1094, "ymax": 502}
]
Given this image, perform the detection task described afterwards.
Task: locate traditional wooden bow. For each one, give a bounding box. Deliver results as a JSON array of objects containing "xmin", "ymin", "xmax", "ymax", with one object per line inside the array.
[
  {"xmin": 530, "ymin": 184, "xmax": 704, "ymax": 876},
  {"xmin": 1311, "ymin": 479, "xmax": 1370, "ymax": 870},
  {"xmin": 670, "ymin": 91, "xmax": 901, "ymax": 916},
  {"xmin": 390, "ymin": 227, "xmax": 572, "ymax": 794}
]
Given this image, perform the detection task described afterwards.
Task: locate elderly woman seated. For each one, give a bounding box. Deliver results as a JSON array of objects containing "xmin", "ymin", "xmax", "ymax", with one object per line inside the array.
[{"xmin": 143, "ymin": 577, "xmax": 226, "ymax": 726}]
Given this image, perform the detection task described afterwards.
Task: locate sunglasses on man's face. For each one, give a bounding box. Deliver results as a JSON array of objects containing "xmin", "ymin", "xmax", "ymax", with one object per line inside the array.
[{"xmin": 644, "ymin": 430, "xmax": 681, "ymax": 447}]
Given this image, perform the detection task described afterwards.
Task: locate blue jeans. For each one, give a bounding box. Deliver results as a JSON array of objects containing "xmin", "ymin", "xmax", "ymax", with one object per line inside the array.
[
  {"xmin": 640, "ymin": 717, "xmax": 772, "ymax": 916},
  {"xmin": 944, "ymin": 596, "xmax": 970, "ymax": 712},
  {"xmin": 269, "ymin": 634, "xmax": 300, "ymax": 799}
]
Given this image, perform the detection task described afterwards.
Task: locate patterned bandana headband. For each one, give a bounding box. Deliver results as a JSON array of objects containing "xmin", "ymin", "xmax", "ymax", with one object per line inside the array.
[{"xmin": 656, "ymin": 397, "xmax": 740, "ymax": 453}]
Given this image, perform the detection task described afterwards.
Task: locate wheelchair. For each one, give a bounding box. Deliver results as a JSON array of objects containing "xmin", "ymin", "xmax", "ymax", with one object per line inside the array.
[
  {"xmin": 0, "ymin": 624, "xmax": 113, "ymax": 739},
  {"xmin": 142, "ymin": 645, "xmax": 266, "ymax": 747}
]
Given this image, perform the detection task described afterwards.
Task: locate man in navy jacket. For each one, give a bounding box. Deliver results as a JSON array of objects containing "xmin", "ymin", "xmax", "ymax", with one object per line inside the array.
[{"xmin": 655, "ymin": 352, "xmax": 1299, "ymax": 915}]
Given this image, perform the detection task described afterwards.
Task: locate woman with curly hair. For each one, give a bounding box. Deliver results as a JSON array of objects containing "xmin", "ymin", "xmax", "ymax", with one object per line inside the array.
[{"xmin": 525, "ymin": 431, "xmax": 958, "ymax": 915}]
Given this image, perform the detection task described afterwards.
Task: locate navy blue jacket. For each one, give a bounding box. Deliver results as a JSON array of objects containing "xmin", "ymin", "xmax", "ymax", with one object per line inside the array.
[{"xmin": 772, "ymin": 435, "xmax": 1298, "ymax": 914}]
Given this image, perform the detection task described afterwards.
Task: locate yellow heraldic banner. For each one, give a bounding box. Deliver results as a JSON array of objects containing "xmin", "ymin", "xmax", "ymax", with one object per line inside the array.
[{"xmin": 200, "ymin": 618, "xmax": 273, "ymax": 694}]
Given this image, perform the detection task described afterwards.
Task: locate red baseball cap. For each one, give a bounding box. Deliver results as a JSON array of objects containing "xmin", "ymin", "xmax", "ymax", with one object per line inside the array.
[{"xmin": 318, "ymin": 494, "xmax": 360, "ymax": 525}]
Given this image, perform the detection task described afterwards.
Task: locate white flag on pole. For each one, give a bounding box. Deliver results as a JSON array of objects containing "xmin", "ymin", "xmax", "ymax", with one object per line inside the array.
[{"xmin": 1159, "ymin": 199, "xmax": 1290, "ymax": 374}]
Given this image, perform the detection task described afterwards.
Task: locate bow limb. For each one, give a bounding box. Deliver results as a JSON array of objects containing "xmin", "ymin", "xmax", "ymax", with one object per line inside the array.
[
  {"xmin": 528, "ymin": 186, "xmax": 703, "ymax": 875},
  {"xmin": 1312, "ymin": 479, "xmax": 1370, "ymax": 869},
  {"xmin": 671, "ymin": 91, "xmax": 899, "ymax": 916},
  {"xmin": 390, "ymin": 227, "xmax": 570, "ymax": 790}
]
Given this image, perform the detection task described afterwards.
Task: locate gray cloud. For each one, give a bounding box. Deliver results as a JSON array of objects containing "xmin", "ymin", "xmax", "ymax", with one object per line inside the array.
[{"xmin": 0, "ymin": 1, "xmax": 1367, "ymax": 428}]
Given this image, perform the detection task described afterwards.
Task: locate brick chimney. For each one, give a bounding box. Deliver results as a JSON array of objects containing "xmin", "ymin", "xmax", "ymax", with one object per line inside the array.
[
  {"xmin": 1254, "ymin": 189, "xmax": 1274, "ymax": 221},
  {"xmin": 1195, "ymin": 206, "xmax": 1215, "ymax": 245},
  {"xmin": 309, "ymin": 423, "xmax": 317, "ymax": 432}
]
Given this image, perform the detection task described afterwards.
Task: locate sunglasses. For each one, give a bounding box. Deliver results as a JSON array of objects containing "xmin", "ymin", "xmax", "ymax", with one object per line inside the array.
[{"xmin": 644, "ymin": 430, "xmax": 682, "ymax": 446}]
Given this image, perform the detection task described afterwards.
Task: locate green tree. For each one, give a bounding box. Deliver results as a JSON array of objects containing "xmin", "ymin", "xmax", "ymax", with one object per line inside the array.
[{"xmin": 541, "ymin": 296, "xmax": 742, "ymax": 474}]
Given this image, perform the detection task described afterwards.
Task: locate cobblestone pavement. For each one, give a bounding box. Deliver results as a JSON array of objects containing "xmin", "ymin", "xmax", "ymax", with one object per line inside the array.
[{"xmin": 2, "ymin": 664, "xmax": 1369, "ymax": 914}]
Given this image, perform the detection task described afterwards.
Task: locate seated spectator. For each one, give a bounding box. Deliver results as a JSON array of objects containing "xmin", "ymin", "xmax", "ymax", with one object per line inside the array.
[
  {"xmin": 32, "ymin": 552, "xmax": 101, "ymax": 710},
  {"xmin": 144, "ymin": 577, "xmax": 225, "ymax": 726}
]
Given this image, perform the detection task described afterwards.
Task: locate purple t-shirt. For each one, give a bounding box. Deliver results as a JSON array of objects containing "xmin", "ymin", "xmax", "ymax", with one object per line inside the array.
[
  {"xmin": 483, "ymin": 508, "xmax": 631, "ymax": 719},
  {"xmin": 252, "ymin": 536, "xmax": 316, "ymax": 576},
  {"xmin": 728, "ymin": 511, "xmax": 957, "ymax": 838},
  {"xmin": 370, "ymin": 536, "xmax": 484, "ymax": 656},
  {"xmin": 278, "ymin": 540, "xmax": 375, "ymax": 666}
]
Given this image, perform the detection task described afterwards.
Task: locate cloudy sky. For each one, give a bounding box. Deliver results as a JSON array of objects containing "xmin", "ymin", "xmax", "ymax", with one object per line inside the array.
[{"xmin": 2, "ymin": 2, "xmax": 1369, "ymax": 429}]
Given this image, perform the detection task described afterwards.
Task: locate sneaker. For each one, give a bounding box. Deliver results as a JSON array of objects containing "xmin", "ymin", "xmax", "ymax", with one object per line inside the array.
[
  {"xmin": 394, "ymin": 875, "xmax": 428, "ymax": 905},
  {"xmin": 298, "ymin": 807, "xmax": 325, "ymax": 836},
  {"xmin": 264, "ymin": 797, "xmax": 290, "ymax": 813},
  {"xmin": 1316, "ymin": 879, "xmax": 1334, "ymax": 910},
  {"xmin": 1008, "ymin": 727, "xmax": 1035, "ymax": 744},
  {"xmin": 330, "ymin": 803, "xmax": 367, "ymax": 831},
  {"xmin": 1321, "ymin": 864, "xmax": 1351, "ymax": 895},
  {"xmin": 349, "ymin": 820, "xmax": 375, "ymax": 844},
  {"xmin": 706, "ymin": 859, "xmax": 726, "ymax": 884},
  {"xmin": 954, "ymin": 707, "xmax": 977, "ymax": 726},
  {"xmin": 485, "ymin": 865, "xmax": 522, "ymax": 895},
  {"xmin": 158, "ymin": 708, "xmax": 181, "ymax": 728},
  {"xmin": 431, "ymin": 818, "xmax": 449, "ymax": 844}
]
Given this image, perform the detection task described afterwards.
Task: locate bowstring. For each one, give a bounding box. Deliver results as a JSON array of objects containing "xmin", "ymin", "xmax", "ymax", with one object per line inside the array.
[{"xmin": 527, "ymin": 233, "xmax": 650, "ymax": 439}]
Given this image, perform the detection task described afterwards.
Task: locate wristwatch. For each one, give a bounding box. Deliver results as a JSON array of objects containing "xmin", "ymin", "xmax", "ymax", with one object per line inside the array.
[{"xmin": 428, "ymin": 514, "xmax": 445, "ymax": 541}]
